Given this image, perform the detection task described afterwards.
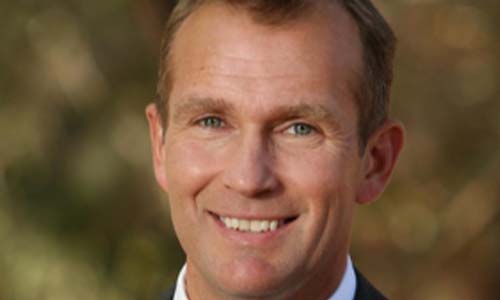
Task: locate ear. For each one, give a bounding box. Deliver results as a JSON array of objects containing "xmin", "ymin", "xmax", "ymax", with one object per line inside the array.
[
  {"xmin": 356, "ymin": 120, "xmax": 405, "ymax": 204},
  {"xmin": 145, "ymin": 103, "xmax": 169, "ymax": 192}
]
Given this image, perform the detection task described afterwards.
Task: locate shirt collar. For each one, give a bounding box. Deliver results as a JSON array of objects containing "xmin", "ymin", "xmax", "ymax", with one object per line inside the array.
[
  {"xmin": 173, "ymin": 256, "xmax": 356, "ymax": 300},
  {"xmin": 331, "ymin": 255, "xmax": 356, "ymax": 300},
  {"xmin": 172, "ymin": 264, "xmax": 187, "ymax": 300}
]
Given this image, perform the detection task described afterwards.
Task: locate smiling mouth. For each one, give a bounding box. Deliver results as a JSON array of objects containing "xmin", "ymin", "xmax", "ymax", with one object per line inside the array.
[{"xmin": 210, "ymin": 212, "xmax": 299, "ymax": 233}]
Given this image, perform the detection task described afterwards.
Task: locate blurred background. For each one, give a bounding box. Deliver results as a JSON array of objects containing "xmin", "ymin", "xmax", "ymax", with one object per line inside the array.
[{"xmin": 0, "ymin": 0, "xmax": 499, "ymax": 299}]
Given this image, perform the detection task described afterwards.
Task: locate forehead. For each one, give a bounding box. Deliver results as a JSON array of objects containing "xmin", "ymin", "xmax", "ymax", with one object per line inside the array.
[{"xmin": 168, "ymin": 1, "xmax": 363, "ymax": 113}]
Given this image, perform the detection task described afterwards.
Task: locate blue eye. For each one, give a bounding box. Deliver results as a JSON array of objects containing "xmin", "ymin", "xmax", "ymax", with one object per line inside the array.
[
  {"xmin": 286, "ymin": 123, "xmax": 315, "ymax": 136},
  {"xmin": 198, "ymin": 116, "xmax": 224, "ymax": 128}
]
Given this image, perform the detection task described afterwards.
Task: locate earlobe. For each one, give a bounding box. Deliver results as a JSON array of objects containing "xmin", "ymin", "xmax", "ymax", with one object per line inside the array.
[
  {"xmin": 145, "ymin": 103, "xmax": 169, "ymax": 192},
  {"xmin": 356, "ymin": 120, "xmax": 405, "ymax": 204}
]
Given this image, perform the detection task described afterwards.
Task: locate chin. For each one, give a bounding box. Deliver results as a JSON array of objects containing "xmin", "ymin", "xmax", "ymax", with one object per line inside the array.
[
  {"xmin": 215, "ymin": 258, "xmax": 298, "ymax": 298},
  {"xmin": 219, "ymin": 277, "xmax": 284, "ymax": 299}
]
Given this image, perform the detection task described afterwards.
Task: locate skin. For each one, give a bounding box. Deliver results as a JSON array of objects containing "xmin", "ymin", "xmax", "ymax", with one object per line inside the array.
[{"xmin": 146, "ymin": 2, "xmax": 404, "ymax": 300}]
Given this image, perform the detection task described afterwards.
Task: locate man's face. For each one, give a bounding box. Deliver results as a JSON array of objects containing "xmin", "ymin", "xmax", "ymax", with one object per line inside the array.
[{"xmin": 151, "ymin": 2, "xmax": 367, "ymax": 299}]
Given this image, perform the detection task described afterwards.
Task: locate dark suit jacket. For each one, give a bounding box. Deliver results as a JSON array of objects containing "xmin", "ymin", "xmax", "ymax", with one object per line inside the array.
[{"xmin": 160, "ymin": 268, "xmax": 386, "ymax": 300}]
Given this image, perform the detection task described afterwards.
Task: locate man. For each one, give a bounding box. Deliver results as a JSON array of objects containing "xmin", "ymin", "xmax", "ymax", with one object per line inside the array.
[{"xmin": 146, "ymin": 0, "xmax": 404, "ymax": 299}]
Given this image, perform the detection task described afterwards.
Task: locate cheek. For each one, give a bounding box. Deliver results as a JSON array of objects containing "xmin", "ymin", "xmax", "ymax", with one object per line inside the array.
[
  {"xmin": 282, "ymin": 150, "xmax": 359, "ymax": 234},
  {"xmin": 163, "ymin": 139, "xmax": 223, "ymax": 249},
  {"xmin": 278, "ymin": 152, "xmax": 357, "ymax": 264},
  {"xmin": 165, "ymin": 140, "xmax": 220, "ymax": 199},
  {"xmin": 283, "ymin": 151, "xmax": 357, "ymax": 199}
]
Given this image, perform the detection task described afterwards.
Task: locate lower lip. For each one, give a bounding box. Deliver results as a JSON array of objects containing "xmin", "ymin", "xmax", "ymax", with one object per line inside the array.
[{"xmin": 209, "ymin": 213, "xmax": 296, "ymax": 246}]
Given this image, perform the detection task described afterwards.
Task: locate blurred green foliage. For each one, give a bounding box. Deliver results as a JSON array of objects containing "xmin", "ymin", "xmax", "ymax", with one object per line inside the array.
[{"xmin": 1, "ymin": 0, "xmax": 499, "ymax": 299}]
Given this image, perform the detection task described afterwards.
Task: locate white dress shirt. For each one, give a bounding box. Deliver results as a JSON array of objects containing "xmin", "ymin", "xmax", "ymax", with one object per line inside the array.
[{"xmin": 173, "ymin": 256, "xmax": 356, "ymax": 300}]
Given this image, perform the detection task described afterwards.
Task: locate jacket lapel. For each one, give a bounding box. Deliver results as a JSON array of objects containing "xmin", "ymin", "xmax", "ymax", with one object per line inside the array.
[{"xmin": 354, "ymin": 268, "xmax": 387, "ymax": 300}]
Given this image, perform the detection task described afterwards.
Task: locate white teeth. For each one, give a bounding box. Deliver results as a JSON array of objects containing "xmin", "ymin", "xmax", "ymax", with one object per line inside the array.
[
  {"xmin": 231, "ymin": 218, "xmax": 238, "ymax": 229},
  {"xmin": 250, "ymin": 220, "xmax": 261, "ymax": 232},
  {"xmin": 260, "ymin": 220, "xmax": 269, "ymax": 231},
  {"xmin": 239, "ymin": 220, "xmax": 250, "ymax": 231},
  {"xmin": 219, "ymin": 216, "xmax": 285, "ymax": 233},
  {"xmin": 270, "ymin": 220, "xmax": 278, "ymax": 231}
]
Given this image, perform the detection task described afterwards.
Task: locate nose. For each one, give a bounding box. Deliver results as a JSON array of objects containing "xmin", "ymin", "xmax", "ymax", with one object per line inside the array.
[{"xmin": 222, "ymin": 131, "xmax": 280, "ymax": 198}]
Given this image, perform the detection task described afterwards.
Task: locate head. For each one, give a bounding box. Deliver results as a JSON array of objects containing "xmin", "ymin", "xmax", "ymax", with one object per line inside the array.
[{"xmin": 147, "ymin": 1, "xmax": 404, "ymax": 299}]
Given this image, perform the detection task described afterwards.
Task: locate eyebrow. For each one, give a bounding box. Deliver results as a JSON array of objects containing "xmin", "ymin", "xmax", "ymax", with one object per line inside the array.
[
  {"xmin": 170, "ymin": 97, "xmax": 237, "ymax": 123},
  {"xmin": 170, "ymin": 96, "xmax": 341, "ymax": 129},
  {"xmin": 273, "ymin": 103, "xmax": 340, "ymax": 126}
]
